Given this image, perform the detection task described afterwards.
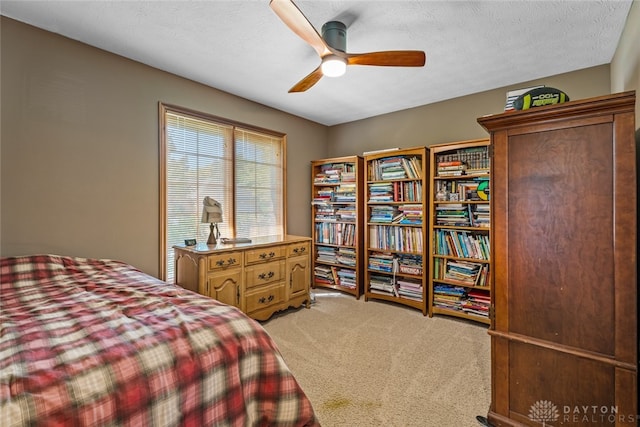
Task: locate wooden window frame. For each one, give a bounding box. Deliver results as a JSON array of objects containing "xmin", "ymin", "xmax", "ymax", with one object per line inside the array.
[{"xmin": 159, "ymin": 102, "xmax": 287, "ymax": 281}]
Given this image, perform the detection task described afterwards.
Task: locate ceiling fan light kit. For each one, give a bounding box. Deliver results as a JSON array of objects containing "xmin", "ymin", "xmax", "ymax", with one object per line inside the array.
[
  {"xmin": 269, "ymin": 0, "xmax": 426, "ymax": 92},
  {"xmin": 321, "ymin": 55, "xmax": 347, "ymax": 77}
]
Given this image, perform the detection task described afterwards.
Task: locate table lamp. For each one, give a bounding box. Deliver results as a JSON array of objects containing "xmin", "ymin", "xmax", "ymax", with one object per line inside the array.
[{"xmin": 201, "ymin": 196, "xmax": 223, "ymax": 245}]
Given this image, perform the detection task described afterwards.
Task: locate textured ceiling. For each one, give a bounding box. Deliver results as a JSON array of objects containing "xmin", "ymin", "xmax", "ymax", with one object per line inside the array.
[{"xmin": 1, "ymin": 0, "xmax": 633, "ymax": 126}]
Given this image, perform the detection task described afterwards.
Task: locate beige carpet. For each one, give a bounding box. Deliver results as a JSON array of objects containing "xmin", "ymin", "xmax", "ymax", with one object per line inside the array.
[{"xmin": 262, "ymin": 290, "xmax": 491, "ymax": 427}]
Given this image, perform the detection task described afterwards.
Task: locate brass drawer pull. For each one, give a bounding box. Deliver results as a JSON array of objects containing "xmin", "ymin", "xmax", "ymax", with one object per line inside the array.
[
  {"xmin": 293, "ymin": 247, "xmax": 306, "ymax": 254},
  {"xmin": 215, "ymin": 258, "xmax": 237, "ymax": 267},
  {"xmin": 258, "ymin": 295, "xmax": 275, "ymax": 304},
  {"xmin": 258, "ymin": 271, "xmax": 275, "ymax": 280},
  {"xmin": 259, "ymin": 251, "xmax": 276, "ymax": 259}
]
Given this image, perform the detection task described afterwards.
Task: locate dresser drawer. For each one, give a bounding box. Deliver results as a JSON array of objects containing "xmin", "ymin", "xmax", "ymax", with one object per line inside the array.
[
  {"xmin": 245, "ymin": 283, "xmax": 285, "ymax": 314},
  {"xmin": 245, "ymin": 245, "xmax": 285, "ymax": 265},
  {"xmin": 287, "ymin": 241, "xmax": 310, "ymax": 257},
  {"xmin": 245, "ymin": 261, "xmax": 285, "ymax": 289},
  {"xmin": 207, "ymin": 252, "xmax": 243, "ymax": 271}
]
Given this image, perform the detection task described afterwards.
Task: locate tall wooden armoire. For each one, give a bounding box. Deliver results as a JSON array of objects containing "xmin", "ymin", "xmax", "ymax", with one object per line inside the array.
[{"xmin": 477, "ymin": 91, "xmax": 637, "ymax": 427}]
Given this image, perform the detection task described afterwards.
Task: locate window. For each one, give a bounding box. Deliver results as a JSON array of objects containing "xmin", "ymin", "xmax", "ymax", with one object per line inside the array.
[{"xmin": 159, "ymin": 103, "xmax": 286, "ymax": 281}]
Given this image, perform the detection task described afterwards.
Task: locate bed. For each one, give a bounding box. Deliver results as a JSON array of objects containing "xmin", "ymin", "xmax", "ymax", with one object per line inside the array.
[{"xmin": 0, "ymin": 254, "xmax": 319, "ymax": 426}]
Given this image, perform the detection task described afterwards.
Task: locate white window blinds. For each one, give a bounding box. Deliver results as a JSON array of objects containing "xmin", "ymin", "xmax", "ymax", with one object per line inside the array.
[
  {"xmin": 160, "ymin": 105, "xmax": 285, "ymax": 281},
  {"xmin": 234, "ymin": 129, "xmax": 284, "ymax": 239}
]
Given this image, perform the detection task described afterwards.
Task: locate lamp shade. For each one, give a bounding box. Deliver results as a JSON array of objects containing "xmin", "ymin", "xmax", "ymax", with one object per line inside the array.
[{"xmin": 201, "ymin": 197, "xmax": 223, "ymax": 224}]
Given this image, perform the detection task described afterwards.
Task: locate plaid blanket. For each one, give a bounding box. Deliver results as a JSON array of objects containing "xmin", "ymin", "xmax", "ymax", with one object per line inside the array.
[{"xmin": 0, "ymin": 255, "xmax": 319, "ymax": 426}]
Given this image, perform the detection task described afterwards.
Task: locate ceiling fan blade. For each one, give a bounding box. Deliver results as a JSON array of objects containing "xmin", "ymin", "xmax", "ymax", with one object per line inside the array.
[
  {"xmin": 289, "ymin": 66, "xmax": 324, "ymax": 93},
  {"xmin": 346, "ymin": 51, "xmax": 426, "ymax": 67},
  {"xmin": 270, "ymin": 0, "xmax": 331, "ymax": 58}
]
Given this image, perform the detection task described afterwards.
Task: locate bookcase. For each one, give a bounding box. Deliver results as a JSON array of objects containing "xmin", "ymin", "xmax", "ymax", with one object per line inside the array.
[
  {"xmin": 363, "ymin": 147, "xmax": 428, "ymax": 315},
  {"xmin": 477, "ymin": 91, "xmax": 637, "ymax": 426},
  {"xmin": 427, "ymin": 138, "xmax": 491, "ymax": 325},
  {"xmin": 311, "ymin": 156, "xmax": 365, "ymax": 298}
]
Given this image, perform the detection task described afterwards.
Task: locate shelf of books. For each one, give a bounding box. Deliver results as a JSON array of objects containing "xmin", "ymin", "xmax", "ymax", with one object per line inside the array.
[
  {"xmin": 428, "ymin": 139, "xmax": 491, "ymax": 325},
  {"xmin": 363, "ymin": 147, "xmax": 429, "ymax": 315},
  {"xmin": 311, "ymin": 156, "xmax": 365, "ymax": 298}
]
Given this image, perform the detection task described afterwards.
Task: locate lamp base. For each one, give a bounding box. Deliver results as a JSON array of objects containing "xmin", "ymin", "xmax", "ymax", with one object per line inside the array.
[{"xmin": 207, "ymin": 223, "xmax": 218, "ymax": 245}]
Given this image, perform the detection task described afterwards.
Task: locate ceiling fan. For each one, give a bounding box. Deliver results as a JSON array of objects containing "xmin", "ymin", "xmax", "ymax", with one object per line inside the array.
[{"xmin": 269, "ymin": 0, "xmax": 426, "ymax": 93}]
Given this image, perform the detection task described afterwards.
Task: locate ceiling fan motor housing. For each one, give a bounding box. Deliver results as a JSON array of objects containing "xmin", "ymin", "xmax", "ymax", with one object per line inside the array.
[{"xmin": 321, "ymin": 21, "xmax": 347, "ymax": 52}]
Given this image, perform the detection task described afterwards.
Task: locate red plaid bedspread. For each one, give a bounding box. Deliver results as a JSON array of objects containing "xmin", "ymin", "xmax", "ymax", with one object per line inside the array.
[{"xmin": 0, "ymin": 255, "xmax": 319, "ymax": 426}]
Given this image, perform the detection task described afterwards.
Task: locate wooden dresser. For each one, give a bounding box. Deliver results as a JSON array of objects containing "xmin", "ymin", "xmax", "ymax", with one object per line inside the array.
[
  {"xmin": 477, "ymin": 91, "xmax": 637, "ymax": 426},
  {"xmin": 174, "ymin": 235, "xmax": 312, "ymax": 321}
]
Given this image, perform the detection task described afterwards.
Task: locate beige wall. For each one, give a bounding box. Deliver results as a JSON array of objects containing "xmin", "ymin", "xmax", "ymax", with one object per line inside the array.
[
  {"xmin": 611, "ymin": 0, "xmax": 640, "ymax": 126},
  {"xmin": 1, "ymin": 17, "xmax": 327, "ymax": 276},
  {"xmin": 326, "ymin": 65, "xmax": 612, "ymax": 157}
]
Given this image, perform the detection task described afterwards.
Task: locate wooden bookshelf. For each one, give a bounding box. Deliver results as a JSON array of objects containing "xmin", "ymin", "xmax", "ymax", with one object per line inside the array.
[
  {"xmin": 363, "ymin": 147, "xmax": 428, "ymax": 315},
  {"xmin": 427, "ymin": 138, "xmax": 491, "ymax": 325},
  {"xmin": 310, "ymin": 156, "xmax": 364, "ymax": 298}
]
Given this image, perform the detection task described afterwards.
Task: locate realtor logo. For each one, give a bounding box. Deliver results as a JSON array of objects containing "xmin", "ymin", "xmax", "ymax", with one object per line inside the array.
[{"xmin": 529, "ymin": 400, "xmax": 560, "ymax": 426}]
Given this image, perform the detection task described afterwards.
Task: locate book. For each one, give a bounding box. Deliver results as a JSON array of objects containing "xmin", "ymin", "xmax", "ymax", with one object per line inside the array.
[
  {"xmin": 331, "ymin": 266, "xmax": 340, "ymax": 286},
  {"xmin": 363, "ymin": 147, "xmax": 399, "ymax": 156},
  {"xmin": 221, "ymin": 237, "xmax": 252, "ymax": 244},
  {"xmin": 437, "ymin": 161, "xmax": 463, "ymax": 167}
]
